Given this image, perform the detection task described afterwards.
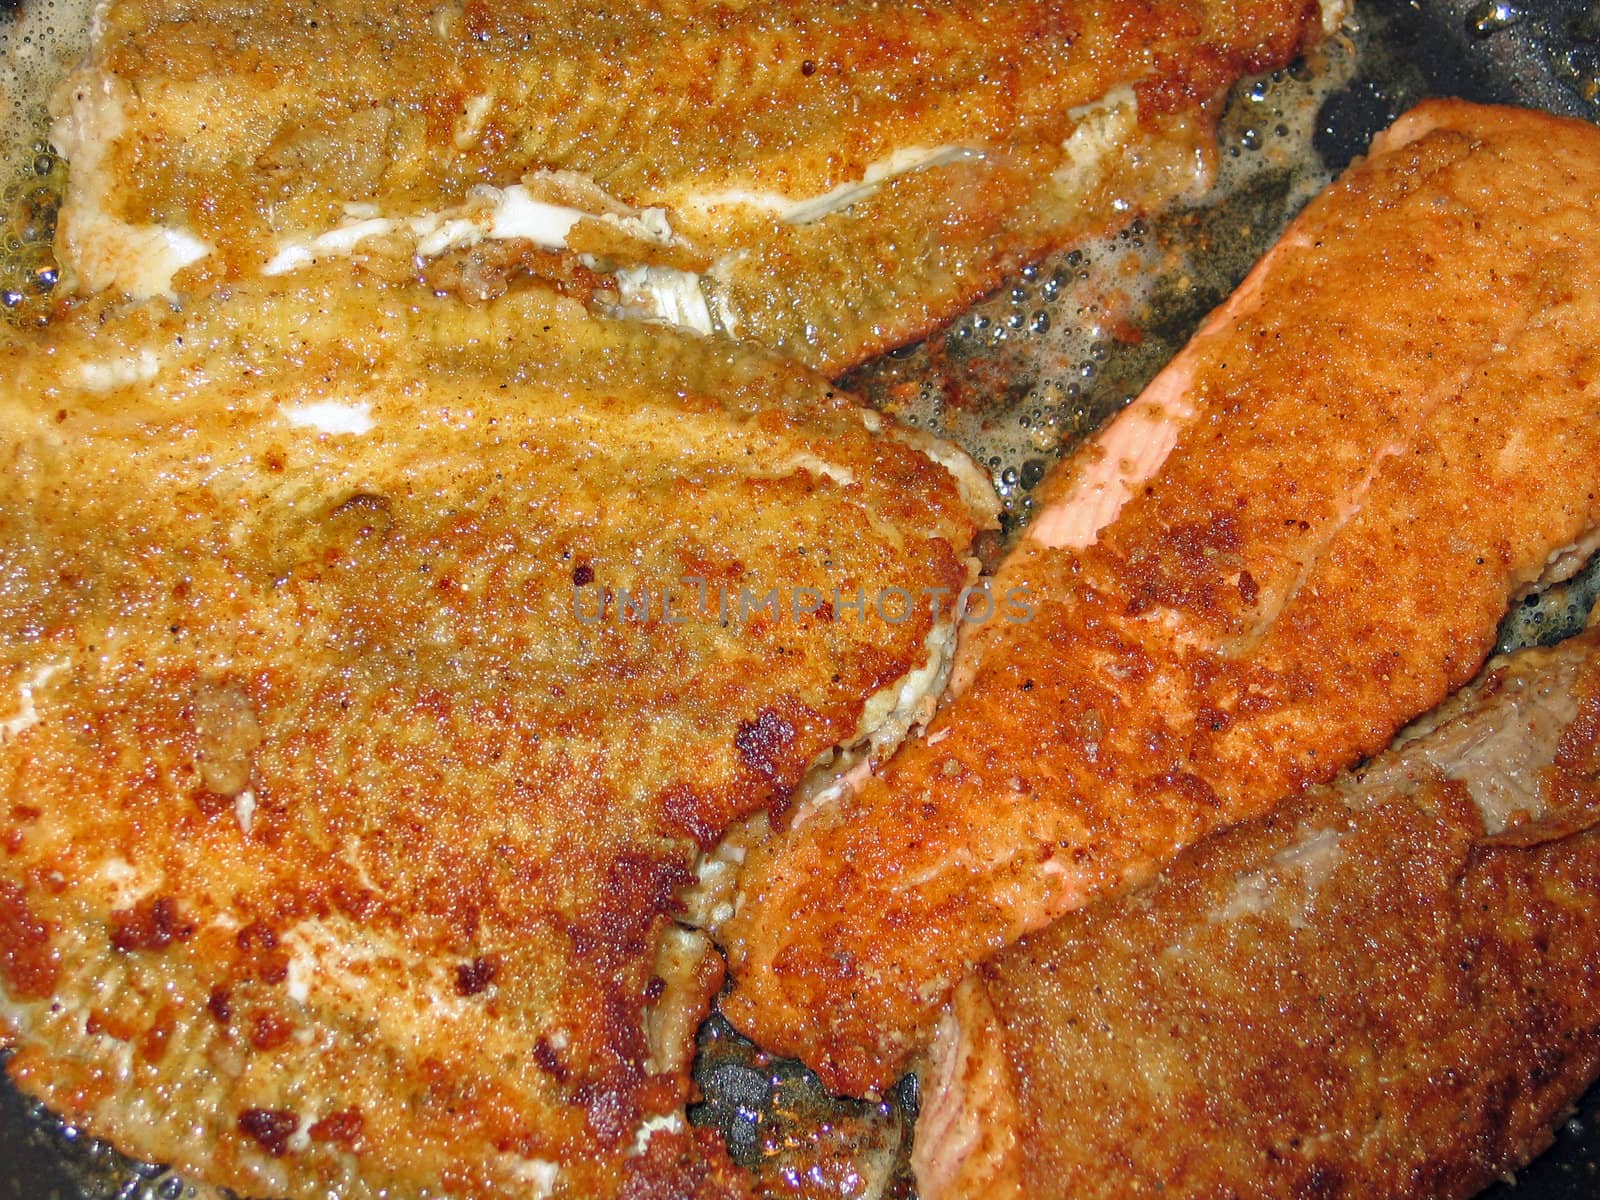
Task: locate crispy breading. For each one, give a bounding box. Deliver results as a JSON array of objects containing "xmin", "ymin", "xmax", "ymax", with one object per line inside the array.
[
  {"xmin": 917, "ymin": 618, "xmax": 1600, "ymax": 1199},
  {"xmin": 0, "ymin": 264, "xmax": 990, "ymax": 1200},
  {"xmin": 50, "ymin": 0, "xmax": 1338, "ymax": 370},
  {"xmin": 718, "ymin": 101, "xmax": 1600, "ymax": 1093}
]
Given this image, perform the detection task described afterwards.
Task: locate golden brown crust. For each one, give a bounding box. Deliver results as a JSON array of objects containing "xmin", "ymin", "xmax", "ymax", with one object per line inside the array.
[
  {"xmin": 0, "ymin": 265, "xmax": 986, "ymax": 1199},
  {"xmin": 949, "ymin": 623, "xmax": 1600, "ymax": 1200},
  {"xmin": 720, "ymin": 101, "xmax": 1600, "ymax": 1093},
  {"xmin": 54, "ymin": 0, "xmax": 1332, "ymax": 369}
]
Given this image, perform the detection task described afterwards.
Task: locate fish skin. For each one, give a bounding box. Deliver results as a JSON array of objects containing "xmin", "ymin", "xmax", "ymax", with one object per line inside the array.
[
  {"xmin": 50, "ymin": 0, "xmax": 1336, "ymax": 370},
  {"xmin": 717, "ymin": 100, "xmax": 1600, "ymax": 1094},
  {"xmin": 915, "ymin": 615, "xmax": 1600, "ymax": 1200},
  {"xmin": 0, "ymin": 264, "xmax": 990, "ymax": 1200}
]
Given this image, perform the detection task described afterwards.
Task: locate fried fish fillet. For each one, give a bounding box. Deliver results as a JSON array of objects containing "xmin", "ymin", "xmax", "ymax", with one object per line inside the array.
[
  {"xmin": 0, "ymin": 264, "xmax": 992, "ymax": 1200},
  {"xmin": 50, "ymin": 0, "xmax": 1339, "ymax": 371},
  {"xmin": 915, "ymin": 611, "xmax": 1600, "ymax": 1200},
  {"xmin": 718, "ymin": 100, "xmax": 1600, "ymax": 1093}
]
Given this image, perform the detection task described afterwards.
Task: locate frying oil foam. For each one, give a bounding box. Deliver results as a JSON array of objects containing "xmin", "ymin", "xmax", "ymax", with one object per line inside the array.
[
  {"xmin": 844, "ymin": 30, "xmax": 1359, "ymax": 539},
  {"xmin": 1, "ymin": 0, "xmax": 88, "ymax": 325}
]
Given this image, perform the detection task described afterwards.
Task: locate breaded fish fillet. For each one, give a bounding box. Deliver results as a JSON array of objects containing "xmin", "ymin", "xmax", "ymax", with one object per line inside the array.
[
  {"xmin": 915, "ymin": 613, "xmax": 1600, "ymax": 1200},
  {"xmin": 0, "ymin": 264, "xmax": 992, "ymax": 1200},
  {"xmin": 49, "ymin": 0, "xmax": 1340, "ymax": 371},
  {"xmin": 718, "ymin": 100, "xmax": 1600, "ymax": 1093}
]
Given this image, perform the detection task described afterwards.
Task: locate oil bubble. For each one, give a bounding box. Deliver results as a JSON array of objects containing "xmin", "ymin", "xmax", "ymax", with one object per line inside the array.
[{"xmin": 1466, "ymin": 0, "xmax": 1522, "ymax": 37}]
